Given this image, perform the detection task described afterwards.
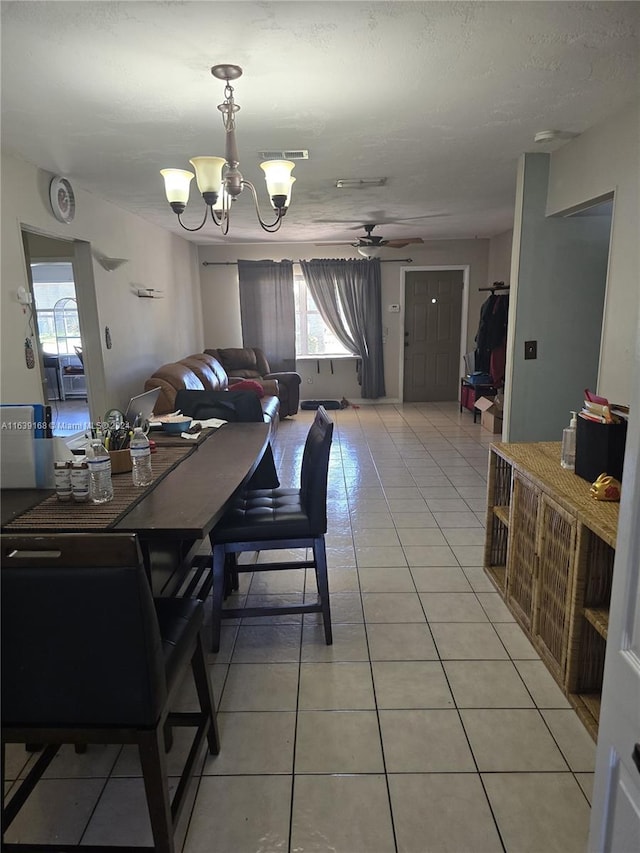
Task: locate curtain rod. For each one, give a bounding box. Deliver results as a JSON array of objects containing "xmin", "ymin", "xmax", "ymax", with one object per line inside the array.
[{"xmin": 202, "ymin": 258, "xmax": 414, "ymax": 266}]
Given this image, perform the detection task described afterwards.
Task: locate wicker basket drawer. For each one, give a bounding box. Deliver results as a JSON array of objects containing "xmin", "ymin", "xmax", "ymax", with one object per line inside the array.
[
  {"xmin": 505, "ymin": 471, "xmax": 539, "ymax": 630},
  {"xmin": 532, "ymin": 495, "xmax": 577, "ymax": 681}
]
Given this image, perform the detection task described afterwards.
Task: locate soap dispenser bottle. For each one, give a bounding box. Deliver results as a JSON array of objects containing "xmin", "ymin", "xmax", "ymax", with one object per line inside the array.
[{"xmin": 561, "ymin": 411, "xmax": 577, "ymax": 471}]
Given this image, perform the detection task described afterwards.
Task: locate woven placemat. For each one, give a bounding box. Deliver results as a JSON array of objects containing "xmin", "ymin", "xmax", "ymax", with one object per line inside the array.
[{"xmin": 4, "ymin": 446, "xmax": 193, "ymax": 531}]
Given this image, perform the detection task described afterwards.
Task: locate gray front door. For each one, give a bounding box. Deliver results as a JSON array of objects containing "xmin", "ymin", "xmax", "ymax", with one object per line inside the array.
[{"xmin": 403, "ymin": 270, "xmax": 463, "ymax": 402}]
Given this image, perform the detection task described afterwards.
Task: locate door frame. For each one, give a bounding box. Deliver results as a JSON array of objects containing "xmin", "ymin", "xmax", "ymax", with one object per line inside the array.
[
  {"xmin": 588, "ymin": 351, "xmax": 640, "ymax": 849},
  {"xmin": 19, "ymin": 226, "xmax": 107, "ymax": 430},
  {"xmin": 398, "ymin": 265, "xmax": 470, "ymax": 403}
]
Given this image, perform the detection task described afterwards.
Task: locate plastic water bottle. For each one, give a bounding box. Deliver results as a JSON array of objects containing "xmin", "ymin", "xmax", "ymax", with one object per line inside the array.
[
  {"xmin": 88, "ymin": 438, "xmax": 114, "ymax": 503},
  {"xmin": 129, "ymin": 426, "xmax": 153, "ymax": 487}
]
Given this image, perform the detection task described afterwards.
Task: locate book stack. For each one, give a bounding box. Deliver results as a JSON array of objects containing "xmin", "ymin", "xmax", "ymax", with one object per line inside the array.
[{"xmin": 580, "ymin": 390, "xmax": 629, "ymax": 424}]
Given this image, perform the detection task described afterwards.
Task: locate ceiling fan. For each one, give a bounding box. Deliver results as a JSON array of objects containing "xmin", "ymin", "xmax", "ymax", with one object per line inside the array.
[{"xmin": 316, "ymin": 223, "xmax": 425, "ymax": 251}]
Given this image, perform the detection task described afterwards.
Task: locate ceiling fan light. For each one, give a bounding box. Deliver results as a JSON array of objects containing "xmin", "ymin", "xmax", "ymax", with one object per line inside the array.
[
  {"xmin": 189, "ymin": 156, "xmax": 226, "ymax": 197},
  {"xmin": 261, "ymin": 160, "xmax": 295, "ymax": 206},
  {"xmin": 358, "ymin": 245, "xmax": 383, "ymax": 258},
  {"xmin": 160, "ymin": 168, "xmax": 194, "ymax": 205}
]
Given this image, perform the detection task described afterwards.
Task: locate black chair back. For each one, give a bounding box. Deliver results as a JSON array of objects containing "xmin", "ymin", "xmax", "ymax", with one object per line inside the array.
[
  {"xmin": 299, "ymin": 406, "xmax": 334, "ymax": 533},
  {"xmin": 1, "ymin": 534, "xmax": 166, "ymax": 728}
]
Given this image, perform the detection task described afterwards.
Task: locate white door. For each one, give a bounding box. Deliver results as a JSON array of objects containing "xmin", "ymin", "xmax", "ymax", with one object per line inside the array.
[{"xmin": 589, "ymin": 349, "xmax": 640, "ymax": 850}]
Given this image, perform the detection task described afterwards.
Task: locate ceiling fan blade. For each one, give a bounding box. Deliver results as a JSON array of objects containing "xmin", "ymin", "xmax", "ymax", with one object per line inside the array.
[
  {"xmin": 314, "ymin": 241, "xmax": 353, "ymax": 246},
  {"xmin": 385, "ymin": 237, "xmax": 424, "ymax": 248}
]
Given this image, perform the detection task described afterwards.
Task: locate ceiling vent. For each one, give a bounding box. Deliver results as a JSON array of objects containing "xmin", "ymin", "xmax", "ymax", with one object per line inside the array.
[
  {"xmin": 259, "ymin": 149, "xmax": 309, "ymax": 160},
  {"xmin": 336, "ymin": 178, "xmax": 387, "ymax": 189},
  {"xmin": 534, "ymin": 130, "xmax": 579, "ymax": 144}
]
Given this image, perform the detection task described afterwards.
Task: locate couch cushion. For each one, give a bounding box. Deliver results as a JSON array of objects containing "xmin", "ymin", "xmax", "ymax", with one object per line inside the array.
[
  {"xmin": 144, "ymin": 362, "xmax": 204, "ymax": 415},
  {"xmin": 215, "ymin": 347, "xmax": 271, "ymax": 379},
  {"xmin": 180, "ymin": 354, "xmax": 228, "ymax": 391},
  {"xmin": 188, "ymin": 352, "xmax": 229, "ymax": 383}
]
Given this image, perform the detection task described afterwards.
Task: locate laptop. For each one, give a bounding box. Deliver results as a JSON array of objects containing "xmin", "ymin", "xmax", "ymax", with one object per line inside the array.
[
  {"xmin": 124, "ymin": 387, "xmax": 161, "ymax": 426},
  {"xmin": 65, "ymin": 388, "xmax": 162, "ymax": 453}
]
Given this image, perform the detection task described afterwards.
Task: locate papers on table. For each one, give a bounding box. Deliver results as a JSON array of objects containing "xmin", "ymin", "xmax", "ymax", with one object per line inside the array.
[
  {"xmin": 180, "ymin": 418, "xmax": 227, "ymax": 439},
  {"xmin": 195, "ymin": 417, "xmax": 227, "ymax": 430}
]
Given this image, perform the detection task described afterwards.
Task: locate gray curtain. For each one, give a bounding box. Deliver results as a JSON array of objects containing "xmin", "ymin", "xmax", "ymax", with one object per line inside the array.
[
  {"xmin": 237, "ymin": 259, "xmax": 296, "ymax": 372},
  {"xmin": 300, "ymin": 258, "xmax": 386, "ymax": 399}
]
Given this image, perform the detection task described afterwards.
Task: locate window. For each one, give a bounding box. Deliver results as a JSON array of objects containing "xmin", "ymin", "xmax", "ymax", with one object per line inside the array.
[
  {"xmin": 30, "ymin": 262, "xmax": 78, "ymax": 354},
  {"xmin": 293, "ymin": 272, "xmax": 355, "ymax": 357}
]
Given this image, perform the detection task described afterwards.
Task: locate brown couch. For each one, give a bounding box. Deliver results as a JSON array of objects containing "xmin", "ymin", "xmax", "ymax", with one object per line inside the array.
[
  {"xmin": 205, "ymin": 347, "xmax": 301, "ymax": 417},
  {"xmin": 144, "ymin": 352, "xmax": 280, "ymax": 426}
]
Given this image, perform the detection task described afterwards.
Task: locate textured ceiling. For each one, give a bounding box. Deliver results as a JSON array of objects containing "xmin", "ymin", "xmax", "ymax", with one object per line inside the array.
[{"xmin": 1, "ymin": 1, "xmax": 638, "ymax": 246}]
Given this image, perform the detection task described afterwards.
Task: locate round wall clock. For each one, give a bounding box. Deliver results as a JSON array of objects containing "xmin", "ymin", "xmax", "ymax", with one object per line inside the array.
[{"xmin": 49, "ymin": 176, "xmax": 76, "ymax": 223}]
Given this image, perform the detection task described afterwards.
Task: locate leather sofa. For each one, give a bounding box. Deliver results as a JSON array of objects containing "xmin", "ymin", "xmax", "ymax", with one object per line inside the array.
[
  {"xmin": 144, "ymin": 352, "xmax": 280, "ymax": 426},
  {"xmin": 205, "ymin": 347, "xmax": 301, "ymax": 417}
]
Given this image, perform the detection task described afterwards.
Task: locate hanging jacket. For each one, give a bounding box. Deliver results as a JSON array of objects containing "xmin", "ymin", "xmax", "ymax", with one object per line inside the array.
[{"xmin": 475, "ymin": 295, "xmax": 509, "ymax": 374}]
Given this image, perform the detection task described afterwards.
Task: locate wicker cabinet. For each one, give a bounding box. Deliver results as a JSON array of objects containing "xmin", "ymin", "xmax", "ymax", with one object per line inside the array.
[{"xmin": 484, "ymin": 442, "xmax": 619, "ymax": 740}]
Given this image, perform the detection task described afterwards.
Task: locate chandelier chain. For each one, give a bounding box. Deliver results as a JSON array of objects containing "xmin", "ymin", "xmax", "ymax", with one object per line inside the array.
[{"xmin": 218, "ymin": 81, "xmax": 239, "ymax": 132}]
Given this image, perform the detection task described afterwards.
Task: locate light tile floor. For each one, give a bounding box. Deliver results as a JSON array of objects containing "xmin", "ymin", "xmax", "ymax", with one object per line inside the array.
[{"xmin": 3, "ymin": 403, "xmax": 595, "ymax": 852}]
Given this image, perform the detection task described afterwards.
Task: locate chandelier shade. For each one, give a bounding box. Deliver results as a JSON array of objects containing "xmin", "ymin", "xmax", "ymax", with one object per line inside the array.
[
  {"xmin": 160, "ymin": 169, "xmax": 194, "ymax": 210},
  {"xmin": 160, "ymin": 65, "xmax": 296, "ymax": 234},
  {"xmin": 260, "ymin": 160, "xmax": 296, "ymax": 207},
  {"xmin": 189, "ymin": 156, "xmax": 226, "ymax": 197}
]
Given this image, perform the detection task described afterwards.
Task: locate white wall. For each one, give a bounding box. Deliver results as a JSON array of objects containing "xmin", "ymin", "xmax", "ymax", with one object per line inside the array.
[
  {"xmin": 1, "ymin": 152, "xmax": 203, "ymax": 416},
  {"xmin": 488, "ymin": 229, "xmax": 513, "ymax": 287},
  {"xmin": 546, "ymin": 99, "xmax": 639, "ymax": 404},
  {"xmin": 198, "ymin": 239, "xmax": 490, "ymax": 402},
  {"xmin": 505, "ymin": 153, "xmax": 612, "ymax": 442}
]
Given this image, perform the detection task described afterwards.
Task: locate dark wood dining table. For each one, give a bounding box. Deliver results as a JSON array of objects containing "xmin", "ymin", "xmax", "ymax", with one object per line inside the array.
[{"xmin": 1, "ymin": 422, "xmax": 270, "ymax": 596}]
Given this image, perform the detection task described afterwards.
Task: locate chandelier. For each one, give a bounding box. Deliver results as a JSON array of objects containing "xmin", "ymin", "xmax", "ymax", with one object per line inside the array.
[{"xmin": 160, "ymin": 64, "xmax": 295, "ymax": 234}]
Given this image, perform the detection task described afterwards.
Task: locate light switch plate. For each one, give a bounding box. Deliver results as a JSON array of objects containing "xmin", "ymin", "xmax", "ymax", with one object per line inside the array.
[{"xmin": 524, "ymin": 340, "xmax": 537, "ymax": 359}]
